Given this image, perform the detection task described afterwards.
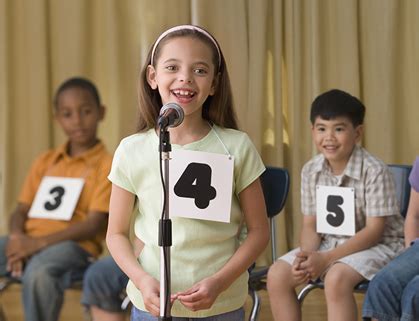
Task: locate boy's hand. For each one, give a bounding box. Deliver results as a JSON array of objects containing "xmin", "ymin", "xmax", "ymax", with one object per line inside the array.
[
  {"xmin": 291, "ymin": 255, "xmax": 310, "ymax": 284},
  {"xmin": 176, "ymin": 276, "xmax": 222, "ymax": 311},
  {"xmin": 297, "ymin": 251, "xmax": 330, "ymax": 280},
  {"xmin": 7, "ymin": 259, "xmax": 24, "ymax": 278},
  {"xmin": 6, "ymin": 234, "xmax": 43, "ymax": 263}
]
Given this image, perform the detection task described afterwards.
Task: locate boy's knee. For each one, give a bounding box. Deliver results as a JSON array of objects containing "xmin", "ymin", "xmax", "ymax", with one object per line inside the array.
[
  {"xmin": 367, "ymin": 274, "xmax": 388, "ymax": 294},
  {"xmin": 83, "ymin": 265, "xmax": 106, "ymax": 294},
  {"xmin": 369, "ymin": 267, "xmax": 406, "ymax": 295},
  {"xmin": 22, "ymin": 267, "xmax": 53, "ymax": 289},
  {"xmin": 402, "ymin": 276, "xmax": 419, "ymax": 303},
  {"xmin": 324, "ymin": 266, "xmax": 358, "ymax": 296},
  {"xmin": 267, "ymin": 261, "xmax": 292, "ymax": 288},
  {"xmin": 83, "ymin": 258, "xmax": 117, "ymax": 289}
]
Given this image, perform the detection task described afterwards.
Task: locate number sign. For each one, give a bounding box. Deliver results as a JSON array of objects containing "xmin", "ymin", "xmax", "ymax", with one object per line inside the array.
[
  {"xmin": 316, "ymin": 185, "xmax": 355, "ymax": 236},
  {"xmin": 169, "ymin": 150, "xmax": 234, "ymax": 222},
  {"xmin": 28, "ymin": 176, "xmax": 84, "ymax": 221}
]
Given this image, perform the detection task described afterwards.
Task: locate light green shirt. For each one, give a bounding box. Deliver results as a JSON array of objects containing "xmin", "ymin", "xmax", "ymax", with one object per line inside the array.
[{"xmin": 108, "ymin": 125, "xmax": 265, "ymax": 317}]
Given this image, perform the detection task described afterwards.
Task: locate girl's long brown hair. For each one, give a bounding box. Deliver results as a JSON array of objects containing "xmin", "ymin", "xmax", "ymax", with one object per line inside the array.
[{"xmin": 136, "ymin": 27, "xmax": 238, "ymax": 132}]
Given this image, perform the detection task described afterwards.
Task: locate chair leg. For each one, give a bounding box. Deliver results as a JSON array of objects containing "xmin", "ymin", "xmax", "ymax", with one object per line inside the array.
[
  {"xmin": 297, "ymin": 283, "xmax": 318, "ymax": 303},
  {"xmin": 248, "ymin": 290, "xmax": 261, "ymax": 321}
]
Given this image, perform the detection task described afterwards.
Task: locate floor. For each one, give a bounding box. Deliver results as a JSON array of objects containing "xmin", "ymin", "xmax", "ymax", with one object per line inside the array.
[{"xmin": 0, "ymin": 283, "xmax": 365, "ymax": 321}]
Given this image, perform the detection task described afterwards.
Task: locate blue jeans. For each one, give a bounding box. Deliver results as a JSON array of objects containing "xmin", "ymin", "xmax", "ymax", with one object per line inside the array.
[
  {"xmin": 362, "ymin": 241, "xmax": 419, "ymax": 321},
  {"xmin": 0, "ymin": 236, "xmax": 91, "ymax": 321},
  {"xmin": 81, "ymin": 255, "xmax": 128, "ymax": 311},
  {"xmin": 131, "ymin": 306, "xmax": 245, "ymax": 321}
]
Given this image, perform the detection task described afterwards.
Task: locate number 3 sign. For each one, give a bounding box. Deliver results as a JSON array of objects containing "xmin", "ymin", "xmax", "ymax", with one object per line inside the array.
[
  {"xmin": 316, "ymin": 185, "xmax": 355, "ymax": 236},
  {"xmin": 169, "ymin": 150, "xmax": 234, "ymax": 223},
  {"xmin": 28, "ymin": 176, "xmax": 84, "ymax": 221}
]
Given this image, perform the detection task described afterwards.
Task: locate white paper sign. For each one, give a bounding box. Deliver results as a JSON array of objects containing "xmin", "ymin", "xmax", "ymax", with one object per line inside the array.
[
  {"xmin": 316, "ymin": 185, "xmax": 355, "ymax": 236},
  {"xmin": 28, "ymin": 176, "xmax": 85, "ymax": 221},
  {"xmin": 169, "ymin": 150, "xmax": 234, "ymax": 223}
]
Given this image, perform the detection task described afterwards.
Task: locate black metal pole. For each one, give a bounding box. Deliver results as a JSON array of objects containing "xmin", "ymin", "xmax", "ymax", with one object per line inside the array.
[{"xmin": 159, "ymin": 128, "xmax": 172, "ymax": 321}]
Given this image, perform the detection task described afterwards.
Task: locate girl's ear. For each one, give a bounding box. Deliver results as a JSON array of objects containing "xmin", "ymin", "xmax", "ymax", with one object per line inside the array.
[
  {"xmin": 209, "ymin": 72, "xmax": 220, "ymax": 96},
  {"xmin": 146, "ymin": 65, "xmax": 158, "ymax": 89}
]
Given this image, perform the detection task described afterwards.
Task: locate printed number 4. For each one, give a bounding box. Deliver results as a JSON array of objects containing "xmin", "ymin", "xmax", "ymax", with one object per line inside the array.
[
  {"xmin": 326, "ymin": 195, "xmax": 345, "ymax": 227},
  {"xmin": 44, "ymin": 186, "xmax": 65, "ymax": 211},
  {"xmin": 174, "ymin": 163, "xmax": 216, "ymax": 209}
]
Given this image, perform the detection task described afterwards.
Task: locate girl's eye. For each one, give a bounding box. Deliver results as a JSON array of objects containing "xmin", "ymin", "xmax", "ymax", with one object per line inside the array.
[
  {"xmin": 317, "ymin": 127, "xmax": 325, "ymax": 132},
  {"xmin": 165, "ymin": 65, "xmax": 177, "ymax": 71},
  {"xmin": 194, "ymin": 68, "xmax": 207, "ymax": 75},
  {"xmin": 335, "ymin": 127, "xmax": 344, "ymax": 132}
]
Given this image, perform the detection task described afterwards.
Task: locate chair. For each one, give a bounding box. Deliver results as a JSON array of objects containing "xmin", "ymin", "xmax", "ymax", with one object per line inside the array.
[
  {"xmin": 297, "ymin": 164, "xmax": 412, "ymax": 303},
  {"xmin": 248, "ymin": 166, "xmax": 290, "ymax": 321}
]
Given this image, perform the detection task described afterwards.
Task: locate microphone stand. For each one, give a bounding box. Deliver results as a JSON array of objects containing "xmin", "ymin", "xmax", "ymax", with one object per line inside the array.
[{"xmin": 158, "ymin": 126, "xmax": 172, "ymax": 321}]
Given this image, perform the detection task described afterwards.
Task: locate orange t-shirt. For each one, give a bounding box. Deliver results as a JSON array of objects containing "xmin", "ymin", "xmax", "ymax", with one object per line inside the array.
[{"xmin": 18, "ymin": 141, "xmax": 112, "ymax": 257}]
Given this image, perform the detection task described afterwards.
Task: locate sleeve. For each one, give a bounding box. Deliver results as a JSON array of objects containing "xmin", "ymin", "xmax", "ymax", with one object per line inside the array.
[
  {"xmin": 408, "ymin": 157, "xmax": 419, "ymax": 192},
  {"xmin": 89, "ymin": 155, "xmax": 112, "ymax": 213},
  {"xmin": 365, "ymin": 165, "xmax": 399, "ymax": 217},
  {"xmin": 108, "ymin": 141, "xmax": 136, "ymax": 194},
  {"xmin": 234, "ymin": 133, "xmax": 265, "ymax": 194},
  {"xmin": 301, "ymin": 163, "xmax": 316, "ymax": 216},
  {"xmin": 18, "ymin": 152, "xmax": 50, "ymax": 206}
]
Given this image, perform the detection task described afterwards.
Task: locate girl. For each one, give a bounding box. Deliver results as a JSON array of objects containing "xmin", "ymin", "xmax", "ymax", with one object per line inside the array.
[{"xmin": 106, "ymin": 25, "xmax": 269, "ymax": 321}]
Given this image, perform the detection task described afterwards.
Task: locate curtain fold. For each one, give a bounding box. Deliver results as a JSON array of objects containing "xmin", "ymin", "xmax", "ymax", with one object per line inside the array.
[{"xmin": 1, "ymin": 1, "xmax": 418, "ymax": 264}]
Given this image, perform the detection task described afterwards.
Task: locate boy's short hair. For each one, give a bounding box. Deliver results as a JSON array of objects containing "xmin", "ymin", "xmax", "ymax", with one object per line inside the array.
[
  {"xmin": 54, "ymin": 77, "xmax": 101, "ymax": 108},
  {"xmin": 310, "ymin": 89, "xmax": 365, "ymax": 127}
]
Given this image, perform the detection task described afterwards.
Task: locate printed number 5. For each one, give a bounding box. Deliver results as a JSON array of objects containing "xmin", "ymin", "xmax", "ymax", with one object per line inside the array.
[
  {"xmin": 174, "ymin": 163, "xmax": 216, "ymax": 209},
  {"xmin": 44, "ymin": 186, "xmax": 65, "ymax": 211},
  {"xmin": 326, "ymin": 195, "xmax": 344, "ymax": 227}
]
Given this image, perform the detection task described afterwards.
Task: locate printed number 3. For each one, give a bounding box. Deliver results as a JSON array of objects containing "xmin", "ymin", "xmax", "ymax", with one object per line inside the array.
[
  {"xmin": 44, "ymin": 186, "xmax": 65, "ymax": 211},
  {"xmin": 174, "ymin": 163, "xmax": 216, "ymax": 209},
  {"xmin": 326, "ymin": 195, "xmax": 344, "ymax": 227}
]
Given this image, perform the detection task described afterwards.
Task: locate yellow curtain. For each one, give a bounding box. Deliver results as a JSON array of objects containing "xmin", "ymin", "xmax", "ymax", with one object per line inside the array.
[{"xmin": 1, "ymin": 0, "xmax": 418, "ymax": 265}]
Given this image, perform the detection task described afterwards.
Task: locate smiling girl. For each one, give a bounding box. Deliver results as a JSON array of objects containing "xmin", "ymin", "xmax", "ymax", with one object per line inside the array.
[{"xmin": 106, "ymin": 25, "xmax": 269, "ymax": 321}]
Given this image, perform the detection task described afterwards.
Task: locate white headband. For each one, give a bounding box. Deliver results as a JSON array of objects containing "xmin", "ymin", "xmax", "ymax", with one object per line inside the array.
[{"xmin": 150, "ymin": 25, "xmax": 221, "ymax": 70}]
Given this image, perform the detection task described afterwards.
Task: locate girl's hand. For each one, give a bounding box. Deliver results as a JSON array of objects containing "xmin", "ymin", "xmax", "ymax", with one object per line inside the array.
[
  {"xmin": 297, "ymin": 251, "xmax": 330, "ymax": 280},
  {"xmin": 176, "ymin": 276, "xmax": 223, "ymax": 311},
  {"xmin": 136, "ymin": 274, "xmax": 161, "ymax": 316}
]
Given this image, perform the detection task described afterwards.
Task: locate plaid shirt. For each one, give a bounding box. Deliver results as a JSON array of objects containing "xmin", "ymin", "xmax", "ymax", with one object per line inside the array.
[{"xmin": 301, "ymin": 145, "xmax": 404, "ymax": 244}]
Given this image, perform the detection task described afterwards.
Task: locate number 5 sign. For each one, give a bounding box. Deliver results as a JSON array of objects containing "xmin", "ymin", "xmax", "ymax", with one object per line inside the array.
[
  {"xmin": 169, "ymin": 150, "xmax": 234, "ymax": 223},
  {"xmin": 316, "ymin": 185, "xmax": 355, "ymax": 236}
]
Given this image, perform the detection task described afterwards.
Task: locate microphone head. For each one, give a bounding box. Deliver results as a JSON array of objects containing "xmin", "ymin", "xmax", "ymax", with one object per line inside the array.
[{"xmin": 158, "ymin": 103, "xmax": 184, "ymax": 128}]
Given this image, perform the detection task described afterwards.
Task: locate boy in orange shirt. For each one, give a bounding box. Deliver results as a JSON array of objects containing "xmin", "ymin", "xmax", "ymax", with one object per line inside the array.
[{"xmin": 0, "ymin": 77, "xmax": 112, "ymax": 321}]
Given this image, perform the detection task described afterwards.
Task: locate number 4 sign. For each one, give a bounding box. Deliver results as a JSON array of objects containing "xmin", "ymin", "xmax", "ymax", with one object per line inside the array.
[
  {"xmin": 169, "ymin": 150, "xmax": 234, "ymax": 223},
  {"xmin": 316, "ymin": 185, "xmax": 355, "ymax": 236}
]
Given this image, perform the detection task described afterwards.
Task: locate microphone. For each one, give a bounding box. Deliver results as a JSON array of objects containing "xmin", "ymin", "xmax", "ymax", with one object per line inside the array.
[{"xmin": 158, "ymin": 103, "xmax": 184, "ymax": 129}]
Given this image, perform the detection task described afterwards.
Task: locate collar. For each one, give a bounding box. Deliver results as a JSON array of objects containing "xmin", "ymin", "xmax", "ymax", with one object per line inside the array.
[
  {"xmin": 53, "ymin": 141, "xmax": 105, "ymax": 163},
  {"xmin": 309, "ymin": 145, "xmax": 363, "ymax": 181}
]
